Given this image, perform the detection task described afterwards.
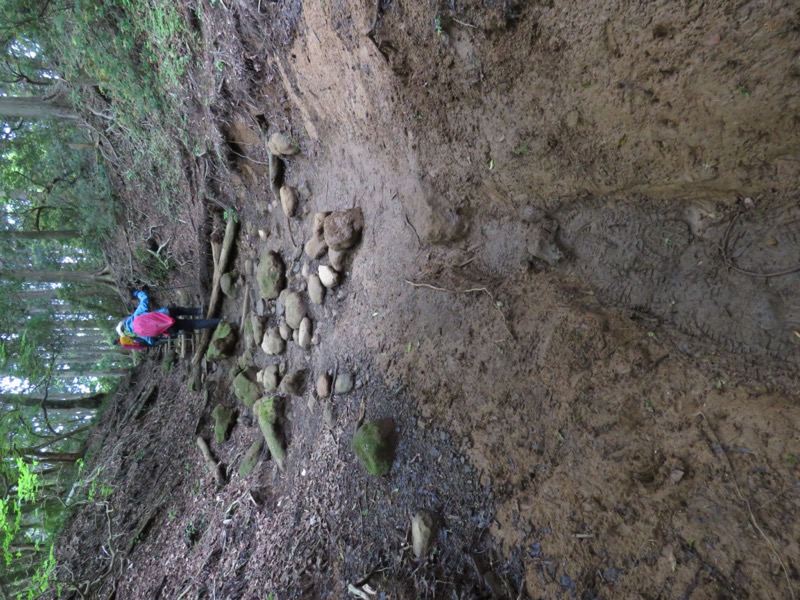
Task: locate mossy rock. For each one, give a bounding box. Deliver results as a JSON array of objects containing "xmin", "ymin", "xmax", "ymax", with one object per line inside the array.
[
  {"xmin": 254, "ymin": 396, "xmax": 285, "ymax": 471},
  {"xmin": 233, "ymin": 372, "xmax": 261, "ymax": 408},
  {"xmin": 206, "ymin": 321, "xmax": 237, "ymax": 361},
  {"xmin": 259, "ymin": 364, "xmax": 281, "ymax": 392},
  {"xmin": 257, "ymin": 251, "xmax": 286, "ymax": 300},
  {"xmin": 237, "ymin": 349, "xmax": 255, "ymax": 370},
  {"xmin": 238, "ymin": 438, "xmax": 264, "ymax": 477},
  {"xmin": 220, "ymin": 270, "xmax": 238, "ymax": 299},
  {"xmin": 352, "ymin": 419, "xmax": 398, "ymax": 476},
  {"xmin": 161, "ymin": 349, "xmax": 175, "ymax": 373},
  {"xmin": 243, "ymin": 318, "xmax": 255, "ymax": 350},
  {"xmin": 211, "ymin": 404, "xmax": 234, "ymax": 444}
]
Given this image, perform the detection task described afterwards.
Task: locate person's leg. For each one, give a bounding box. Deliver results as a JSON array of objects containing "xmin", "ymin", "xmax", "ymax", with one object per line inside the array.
[
  {"xmin": 168, "ymin": 306, "xmax": 203, "ymax": 317},
  {"xmin": 172, "ymin": 317, "xmax": 221, "ymax": 331}
]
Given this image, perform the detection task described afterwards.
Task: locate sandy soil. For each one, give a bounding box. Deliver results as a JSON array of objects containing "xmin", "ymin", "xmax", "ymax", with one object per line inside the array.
[{"xmin": 55, "ymin": 1, "xmax": 800, "ymax": 599}]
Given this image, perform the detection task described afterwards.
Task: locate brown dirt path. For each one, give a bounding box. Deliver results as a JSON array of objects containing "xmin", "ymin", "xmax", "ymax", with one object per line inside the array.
[{"xmin": 55, "ymin": 1, "xmax": 800, "ymax": 599}]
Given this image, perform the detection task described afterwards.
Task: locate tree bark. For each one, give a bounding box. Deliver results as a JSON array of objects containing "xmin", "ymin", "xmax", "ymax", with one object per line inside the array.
[
  {"xmin": 1, "ymin": 266, "xmax": 116, "ymax": 289},
  {"xmin": 0, "ymin": 229, "xmax": 79, "ymax": 240},
  {"xmin": 0, "ymin": 96, "xmax": 79, "ymax": 121},
  {"xmin": 0, "ymin": 392, "xmax": 104, "ymax": 410},
  {"xmin": 19, "ymin": 451, "xmax": 83, "ymax": 463}
]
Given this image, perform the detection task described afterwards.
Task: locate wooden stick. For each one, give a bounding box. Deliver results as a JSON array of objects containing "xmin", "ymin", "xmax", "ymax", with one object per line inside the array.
[
  {"xmin": 195, "ymin": 436, "xmax": 225, "ymax": 487},
  {"xmin": 239, "ymin": 284, "xmax": 250, "ymax": 332},
  {"xmin": 192, "ymin": 218, "xmax": 238, "ymax": 366}
]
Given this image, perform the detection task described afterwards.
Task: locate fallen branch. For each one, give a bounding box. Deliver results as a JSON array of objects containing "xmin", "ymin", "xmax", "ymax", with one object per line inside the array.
[
  {"xmin": 195, "ymin": 436, "xmax": 225, "ymax": 487},
  {"xmin": 239, "ymin": 283, "xmax": 250, "ymax": 332},
  {"xmin": 347, "ymin": 584, "xmax": 372, "ymax": 600},
  {"xmin": 206, "ymin": 220, "xmax": 238, "ymax": 318},
  {"xmin": 192, "ymin": 217, "xmax": 238, "ymax": 366}
]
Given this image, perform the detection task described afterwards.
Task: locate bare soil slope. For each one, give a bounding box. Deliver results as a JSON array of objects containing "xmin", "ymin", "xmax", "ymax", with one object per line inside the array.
[{"xmin": 57, "ymin": 2, "xmax": 800, "ymax": 599}]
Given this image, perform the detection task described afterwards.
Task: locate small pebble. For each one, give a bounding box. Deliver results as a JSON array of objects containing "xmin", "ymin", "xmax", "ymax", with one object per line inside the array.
[{"xmin": 334, "ymin": 373, "xmax": 354, "ymax": 394}]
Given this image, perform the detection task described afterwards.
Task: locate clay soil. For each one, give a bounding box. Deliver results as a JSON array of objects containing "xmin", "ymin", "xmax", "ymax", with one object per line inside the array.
[{"xmin": 55, "ymin": 1, "xmax": 800, "ymax": 599}]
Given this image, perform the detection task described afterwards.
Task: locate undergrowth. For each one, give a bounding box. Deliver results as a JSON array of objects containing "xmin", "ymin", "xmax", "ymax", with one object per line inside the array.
[{"xmin": 47, "ymin": 0, "xmax": 202, "ymax": 213}]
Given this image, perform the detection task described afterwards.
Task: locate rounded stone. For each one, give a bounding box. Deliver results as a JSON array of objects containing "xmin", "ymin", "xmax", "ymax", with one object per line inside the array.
[
  {"xmin": 308, "ymin": 274, "xmax": 326, "ymax": 305},
  {"xmin": 304, "ymin": 235, "xmax": 328, "ymax": 260},
  {"xmin": 318, "ymin": 265, "xmax": 341, "ymax": 288},
  {"xmin": 323, "ymin": 208, "xmax": 364, "ymax": 251},
  {"xmin": 261, "ymin": 327, "xmax": 285, "ymax": 355},
  {"xmin": 268, "ymin": 132, "xmax": 299, "ymax": 156},
  {"xmin": 280, "ymin": 185, "xmax": 298, "ymax": 217},
  {"xmin": 284, "ymin": 291, "xmax": 307, "ymax": 330},
  {"xmin": 298, "ymin": 317, "xmax": 312, "ymax": 349},
  {"xmin": 328, "ymin": 248, "xmax": 347, "ymax": 271},
  {"xmin": 256, "ymin": 251, "xmax": 286, "ymax": 300},
  {"xmin": 312, "ymin": 212, "xmax": 329, "ymax": 237},
  {"xmin": 316, "ymin": 373, "xmax": 331, "ymax": 398},
  {"xmin": 334, "ymin": 372, "xmax": 354, "ymax": 394}
]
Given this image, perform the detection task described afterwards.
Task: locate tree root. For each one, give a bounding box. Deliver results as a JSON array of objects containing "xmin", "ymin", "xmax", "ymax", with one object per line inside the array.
[
  {"xmin": 196, "ymin": 436, "xmax": 225, "ymax": 487},
  {"xmin": 405, "ymin": 279, "xmax": 515, "ymax": 340}
]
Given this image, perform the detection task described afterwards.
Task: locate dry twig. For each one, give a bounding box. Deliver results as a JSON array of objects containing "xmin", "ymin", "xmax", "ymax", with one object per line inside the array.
[{"xmin": 404, "ymin": 279, "xmax": 514, "ymax": 339}]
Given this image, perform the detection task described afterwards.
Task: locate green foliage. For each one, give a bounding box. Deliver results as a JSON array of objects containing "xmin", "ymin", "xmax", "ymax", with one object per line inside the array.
[
  {"xmin": 29, "ymin": 543, "xmax": 58, "ymax": 598},
  {"xmin": 133, "ymin": 246, "xmax": 173, "ymax": 285},
  {"xmin": 434, "ymin": 15, "xmax": 444, "ymax": 36},
  {"xmin": 223, "ymin": 207, "xmax": 239, "ymax": 224},
  {"xmin": 0, "ymin": 3, "xmax": 180, "ymax": 596},
  {"xmin": 1, "ymin": 460, "xmax": 39, "ymax": 565},
  {"xmin": 44, "ymin": 0, "xmax": 200, "ymax": 208}
]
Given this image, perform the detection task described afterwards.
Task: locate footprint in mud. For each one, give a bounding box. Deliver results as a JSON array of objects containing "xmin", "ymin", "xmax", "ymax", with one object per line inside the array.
[{"xmin": 547, "ymin": 197, "xmax": 800, "ymax": 368}]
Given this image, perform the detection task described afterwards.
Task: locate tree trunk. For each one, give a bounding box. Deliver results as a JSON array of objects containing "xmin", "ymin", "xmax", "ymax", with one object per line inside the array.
[
  {"xmin": 15, "ymin": 424, "xmax": 91, "ymax": 454},
  {"xmin": 0, "ymin": 266, "xmax": 116, "ymax": 289},
  {"xmin": 19, "ymin": 451, "xmax": 83, "ymax": 463},
  {"xmin": 0, "ymin": 229, "xmax": 79, "ymax": 240},
  {"xmin": 0, "ymin": 392, "xmax": 105, "ymax": 410},
  {"xmin": 54, "ymin": 369, "xmax": 126, "ymax": 378},
  {"xmin": 0, "ymin": 96, "xmax": 79, "ymax": 121}
]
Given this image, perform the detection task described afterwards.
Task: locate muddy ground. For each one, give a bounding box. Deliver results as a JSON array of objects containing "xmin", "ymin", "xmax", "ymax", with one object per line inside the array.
[{"xmin": 55, "ymin": 1, "xmax": 800, "ymax": 599}]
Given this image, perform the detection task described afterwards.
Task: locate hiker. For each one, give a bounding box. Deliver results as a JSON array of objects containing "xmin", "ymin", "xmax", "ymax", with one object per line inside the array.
[{"xmin": 115, "ymin": 289, "xmax": 221, "ymax": 347}]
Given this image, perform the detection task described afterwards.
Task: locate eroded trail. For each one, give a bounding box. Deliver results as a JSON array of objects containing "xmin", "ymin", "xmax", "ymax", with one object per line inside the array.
[
  {"xmin": 265, "ymin": 1, "xmax": 800, "ymax": 596},
  {"xmin": 58, "ymin": 2, "xmax": 800, "ymax": 599},
  {"xmin": 557, "ymin": 196, "xmax": 800, "ymax": 369}
]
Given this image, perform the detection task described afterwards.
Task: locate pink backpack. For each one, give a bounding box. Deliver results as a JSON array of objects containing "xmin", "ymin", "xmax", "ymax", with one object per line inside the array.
[{"xmin": 132, "ymin": 312, "xmax": 175, "ymax": 337}]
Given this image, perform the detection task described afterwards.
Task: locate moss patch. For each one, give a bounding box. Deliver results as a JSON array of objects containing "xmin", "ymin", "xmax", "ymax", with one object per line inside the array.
[
  {"xmin": 351, "ymin": 419, "xmax": 398, "ymax": 476},
  {"xmin": 254, "ymin": 396, "xmax": 285, "ymax": 472},
  {"xmin": 238, "ymin": 438, "xmax": 264, "ymax": 477},
  {"xmin": 256, "ymin": 251, "xmax": 286, "ymax": 300},
  {"xmin": 211, "ymin": 404, "xmax": 234, "ymax": 443},
  {"xmin": 206, "ymin": 321, "xmax": 237, "ymax": 361},
  {"xmin": 233, "ymin": 372, "xmax": 260, "ymax": 408},
  {"xmin": 161, "ymin": 349, "xmax": 175, "ymax": 373}
]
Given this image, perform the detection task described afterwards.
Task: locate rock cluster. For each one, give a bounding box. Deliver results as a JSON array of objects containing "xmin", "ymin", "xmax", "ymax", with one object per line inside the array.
[
  {"xmin": 226, "ymin": 195, "xmax": 366, "ymax": 478},
  {"xmin": 203, "ymin": 135, "xmax": 383, "ymax": 485},
  {"xmin": 303, "ymin": 208, "xmax": 362, "ymax": 293}
]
